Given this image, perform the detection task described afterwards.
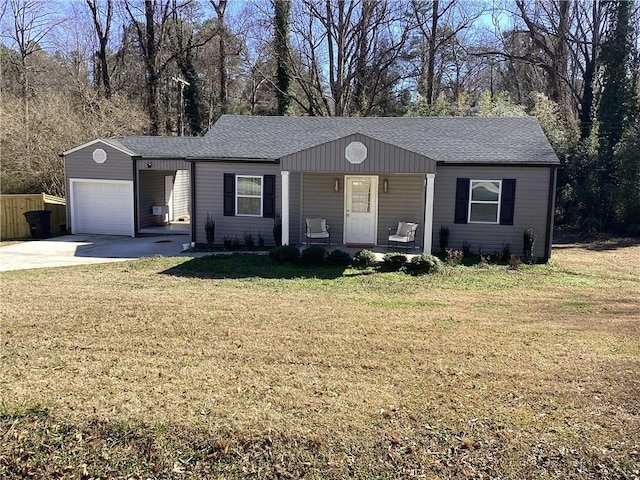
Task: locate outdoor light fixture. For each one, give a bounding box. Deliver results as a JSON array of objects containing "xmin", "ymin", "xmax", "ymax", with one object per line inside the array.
[
  {"xmin": 146, "ymin": 162, "xmax": 153, "ymax": 168},
  {"xmin": 334, "ymin": 178, "xmax": 340, "ymax": 192},
  {"xmin": 383, "ymin": 178, "xmax": 389, "ymax": 193}
]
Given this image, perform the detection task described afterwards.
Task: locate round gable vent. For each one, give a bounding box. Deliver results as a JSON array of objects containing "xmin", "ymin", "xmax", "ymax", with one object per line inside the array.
[
  {"xmin": 93, "ymin": 148, "xmax": 107, "ymax": 164},
  {"xmin": 345, "ymin": 141, "xmax": 367, "ymax": 164}
]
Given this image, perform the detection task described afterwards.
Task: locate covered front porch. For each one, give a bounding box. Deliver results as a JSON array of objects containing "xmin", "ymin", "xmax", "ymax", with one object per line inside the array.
[{"xmin": 276, "ymin": 134, "xmax": 436, "ymax": 254}]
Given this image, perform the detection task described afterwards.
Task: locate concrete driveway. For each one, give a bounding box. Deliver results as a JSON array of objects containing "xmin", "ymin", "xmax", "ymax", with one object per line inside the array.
[{"xmin": 0, "ymin": 235, "xmax": 192, "ymax": 272}]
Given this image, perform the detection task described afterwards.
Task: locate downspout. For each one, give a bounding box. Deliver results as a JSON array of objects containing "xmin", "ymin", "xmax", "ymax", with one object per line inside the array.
[
  {"xmin": 544, "ymin": 166, "xmax": 558, "ymax": 262},
  {"xmin": 190, "ymin": 161, "xmax": 196, "ymax": 245}
]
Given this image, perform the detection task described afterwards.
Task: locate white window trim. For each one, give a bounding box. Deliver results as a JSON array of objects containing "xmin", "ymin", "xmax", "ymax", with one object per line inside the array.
[
  {"xmin": 468, "ymin": 179, "xmax": 502, "ymax": 224},
  {"xmin": 236, "ymin": 175, "xmax": 263, "ymax": 217}
]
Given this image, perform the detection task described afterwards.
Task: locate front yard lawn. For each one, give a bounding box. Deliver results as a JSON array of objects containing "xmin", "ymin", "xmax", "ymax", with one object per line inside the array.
[{"xmin": 1, "ymin": 241, "xmax": 638, "ymax": 478}]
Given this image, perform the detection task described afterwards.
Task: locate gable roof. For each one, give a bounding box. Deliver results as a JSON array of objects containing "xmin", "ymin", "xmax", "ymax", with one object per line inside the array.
[
  {"xmin": 197, "ymin": 115, "xmax": 560, "ymax": 165},
  {"xmin": 62, "ymin": 115, "xmax": 560, "ymax": 165}
]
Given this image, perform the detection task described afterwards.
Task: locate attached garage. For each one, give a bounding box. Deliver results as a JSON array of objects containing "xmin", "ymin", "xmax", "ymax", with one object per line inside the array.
[{"xmin": 70, "ymin": 179, "xmax": 134, "ymax": 236}]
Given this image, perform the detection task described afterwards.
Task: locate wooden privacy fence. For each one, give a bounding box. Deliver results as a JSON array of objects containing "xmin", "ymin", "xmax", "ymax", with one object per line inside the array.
[{"xmin": 1, "ymin": 194, "xmax": 67, "ymax": 240}]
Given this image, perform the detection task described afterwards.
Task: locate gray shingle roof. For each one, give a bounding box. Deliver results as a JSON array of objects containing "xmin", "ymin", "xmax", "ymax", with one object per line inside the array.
[
  {"xmin": 197, "ymin": 115, "xmax": 559, "ymax": 164},
  {"xmin": 115, "ymin": 136, "xmax": 206, "ymax": 158},
  {"xmin": 91, "ymin": 115, "xmax": 558, "ymax": 165}
]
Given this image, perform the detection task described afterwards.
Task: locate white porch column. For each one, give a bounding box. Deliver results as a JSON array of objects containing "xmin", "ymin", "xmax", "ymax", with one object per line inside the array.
[
  {"xmin": 423, "ymin": 173, "xmax": 436, "ymax": 254},
  {"xmin": 281, "ymin": 170, "xmax": 290, "ymax": 245}
]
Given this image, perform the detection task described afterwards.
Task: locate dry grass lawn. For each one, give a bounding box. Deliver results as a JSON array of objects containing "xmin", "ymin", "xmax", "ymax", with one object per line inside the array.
[{"xmin": 1, "ymin": 240, "xmax": 639, "ymax": 478}]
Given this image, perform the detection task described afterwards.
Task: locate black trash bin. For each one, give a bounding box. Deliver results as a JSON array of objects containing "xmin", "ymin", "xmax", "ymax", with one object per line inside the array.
[{"xmin": 23, "ymin": 210, "xmax": 52, "ymax": 239}]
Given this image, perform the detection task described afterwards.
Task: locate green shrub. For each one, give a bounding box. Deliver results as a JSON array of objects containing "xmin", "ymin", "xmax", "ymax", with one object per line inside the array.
[
  {"xmin": 445, "ymin": 249, "xmax": 464, "ymax": 266},
  {"xmin": 232, "ymin": 237, "xmax": 241, "ymax": 251},
  {"xmin": 223, "ymin": 236, "xmax": 233, "ymax": 250},
  {"xmin": 327, "ymin": 249, "xmax": 351, "ymax": 267},
  {"xmin": 352, "ymin": 249, "xmax": 376, "ymax": 269},
  {"xmin": 508, "ymin": 254, "xmax": 522, "ymax": 270},
  {"xmin": 406, "ymin": 254, "xmax": 442, "ymax": 275},
  {"xmin": 300, "ymin": 245, "xmax": 327, "ymax": 265},
  {"xmin": 439, "ymin": 226, "xmax": 450, "ymax": 253},
  {"xmin": 523, "ymin": 228, "xmax": 536, "ymax": 259},
  {"xmin": 382, "ymin": 252, "xmax": 407, "ymax": 271},
  {"xmin": 269, "ymin": 245, "xmax": 300, "ymax": 264},
  {"xmin": 243, "ymin": 232, "xmax": 255, "ymax": 250},
  {"xmin": 461, "ymin": 242, "xmax": 471, "ymax": 256},
  {"xmin": 257, "ymin": 232, "xmax": 265, "ymax": 248}
]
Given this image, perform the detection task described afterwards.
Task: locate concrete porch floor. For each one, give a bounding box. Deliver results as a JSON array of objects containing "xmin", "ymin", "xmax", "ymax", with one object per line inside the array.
[{"xmin": 138, "ymin": 222, "xmax": 190, "ymax": 236}]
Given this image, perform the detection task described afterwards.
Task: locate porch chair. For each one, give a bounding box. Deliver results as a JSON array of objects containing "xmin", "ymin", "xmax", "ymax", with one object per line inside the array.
[
  {"xmin": 388, "ymin": 222, "xmax": 418, "ymax": 251},
  {"xmin": 305, "ymin": 218, "xmax": 330, "ymax": 246}
]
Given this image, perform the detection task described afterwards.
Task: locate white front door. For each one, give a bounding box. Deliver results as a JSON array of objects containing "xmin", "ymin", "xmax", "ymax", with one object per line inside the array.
[
  {"xmin": 344, "ymin": 176, "xmax": 378, "ymax": 245},
  {"xmin": 164, "ymin": 175, "xmax": 174, "ymax": 222}
]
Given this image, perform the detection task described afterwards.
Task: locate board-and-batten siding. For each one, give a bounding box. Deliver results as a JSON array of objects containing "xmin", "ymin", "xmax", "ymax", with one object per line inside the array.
[
  {"xmin": 432, "ymin": 165, "xmax": 551, "ymax": 258},
  {"xmin": 301, "ymin": 174, "xmax": 425, "ymax": 246},
  {"xmin": 281, "ymin": 133, "xmax": 435, "ymax": 173},
  {"xmin": 194, "ymin": 162, "xmax": 298, "ymax": 246}
]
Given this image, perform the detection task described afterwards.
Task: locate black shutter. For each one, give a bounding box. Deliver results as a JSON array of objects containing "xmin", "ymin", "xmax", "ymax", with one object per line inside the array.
[
  {"xmin": 263, "ymin": 175, "xmax": 276, "ymax": 218},
  {"xmin": 454, "ymin": 178, "xmax": 470, "ymax": 224},
  {"xmin": 223, "ymin": 173, "xmax": 235, "ymax": 216},
  {"xmin": 500, "ymin": 179, "xmax": 516, "ymax": 225}
]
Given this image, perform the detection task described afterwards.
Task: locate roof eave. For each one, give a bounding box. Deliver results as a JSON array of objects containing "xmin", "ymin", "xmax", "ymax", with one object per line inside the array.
[{"xmin": 60, "ymin": 138, "xmax": 137, "ymax": 157}]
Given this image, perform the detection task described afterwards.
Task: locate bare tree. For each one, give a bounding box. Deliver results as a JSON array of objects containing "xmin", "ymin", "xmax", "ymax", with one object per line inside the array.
[
  {"xmin": 86, "ymin": 0, "xmax": 113, "ymax": 98},
  {"xmin": 210, "ymin": 0, "xmax": 228, "ymax": 116},
  {"xmin": 409, "ymin": 0, "xmax": 485, "ymax": 105},
  {"xmin": 290, "ymin": 0, "xmax": 409, "ymax": 117},
  {"xmin": 3, "ymin": 0, "xmax": 61, "ymax": 126}
]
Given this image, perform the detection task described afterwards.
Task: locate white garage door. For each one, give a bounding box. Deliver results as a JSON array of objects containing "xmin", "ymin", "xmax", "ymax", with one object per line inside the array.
[{"xmin": 71, "ymin": 180, "xmax": 134, "ymax": 236}]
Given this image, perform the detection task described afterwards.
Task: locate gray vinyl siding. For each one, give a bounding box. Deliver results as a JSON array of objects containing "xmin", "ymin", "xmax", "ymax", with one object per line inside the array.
[
  {"xmin": 193, "ymin": 162, "xmax": 288, "ymax": 246},
  {"xmin": 64, "ymin": 143, "xmax": 134, "ymax": 230},
  {"xmin": 281, "ymin": 133, "xmax": 436, "ymax": 173},
  {"xmin": 135, "ymin": 159, "xmax": 190, "ymax": 171},
  {"xmin": 172, "ymin": 169, "xmax": 190, "ymax": 220},
  {"xmin": 301, "ymin": 174, "xmax": 345, "ymax": 244},
  {"xmin": 301, "ymin": 174, "xmax": 425, "ymax": 246},
  {"xmin": 65, "ymin": 143, "xmax": 133, "ymax": 182},
  {"xmin": 432, "ymin": 165, "xmax": 551, "ymax": 258},
  {"xmin": 378, "ymin": 175, "xmax": 425, "ymax": 247},
  {"xmin": 138, "ymin": 170, "xmax": 170, "ymax": 228}
]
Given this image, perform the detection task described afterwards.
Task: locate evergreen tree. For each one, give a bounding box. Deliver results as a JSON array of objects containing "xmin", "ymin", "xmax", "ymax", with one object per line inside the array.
[
  {"xmin": 273, "ymin": 0, "xmax": 292, "ymax": 115},
  {"xmin": 595, "ymin": 0, "xmax": 637, "ymax": 230}
]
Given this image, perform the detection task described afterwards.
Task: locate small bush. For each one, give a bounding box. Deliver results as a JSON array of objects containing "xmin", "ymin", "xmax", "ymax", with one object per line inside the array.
[
  {"xmin": 269, "ymin": 245, "xmax": 300, "ymax": 264},
  {"xmin": 257, "ymin": 232, "xmax": 265, "ymax": 248},
  {"xmin": 223, "ymin": 236, "xmax": 233, "ymax": 250},
  {"xmin": 300, "ymin": 245, "xmax": 327, "ymax": 265},
  {"xmin": 439, "ymin": 226, "xmax": 450, "ymax": 253},
  {"xmin": 243, "ymin": 232, "xmax": 255, "ymax": 250},
  {"xmin": 406, "ymin": 254, "xmax": 442, "ymax": 275},
  {"xmin": 508, "ymin": 254, "xmax": 522, "ymax": 270},
  {"xmin": 461, "ymin": 242, "xmax": 471, "ymax": 256},
  {"xmin": 523, "ymin": 228, "xmax": 536, "ymax": 259},
  {"xmin": 327, "ymin": 249, "xmax": 351, "ymax": 267},
  {"xmin": 382, "ymin": 252, "xmax": 407, "ymax": 271},
  {"xmin": 502, "ymin": 243, "xmax": 512, "ymax": 257},
  {"xmin": 445, "ymin": 249, "xmax": 464, "ymax": 266},
  {"xmin": 232, "ymin": 237, "xmax": 241, "ymax": 251},
  {"xmin": 352, "ymin": 249, "xmax": 376, "ymax": 269}
]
